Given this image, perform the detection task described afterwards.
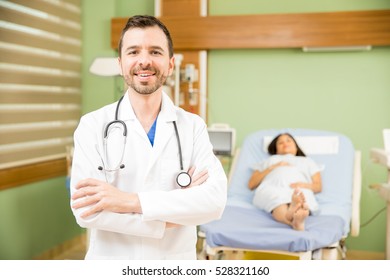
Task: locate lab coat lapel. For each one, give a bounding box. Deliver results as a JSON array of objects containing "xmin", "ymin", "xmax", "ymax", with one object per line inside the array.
[
  {"xmin": 117, "ymin": 91, "xmax": 178, "ymax": 172},
  {"xmin": 146, "ymin": 93, "xmax": 177, "ymax": 173},
  {"xmin": 117, "ymin": 91, "xmax": 150, "ymax": 141}
]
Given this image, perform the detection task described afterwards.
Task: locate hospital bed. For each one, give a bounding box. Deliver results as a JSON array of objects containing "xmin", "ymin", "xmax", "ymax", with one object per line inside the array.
[{"xmin": 199, "ymin": 128, "xmax": 361, "ymax": 260}]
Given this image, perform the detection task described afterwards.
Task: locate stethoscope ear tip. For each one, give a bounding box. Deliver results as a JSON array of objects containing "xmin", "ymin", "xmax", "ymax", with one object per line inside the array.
[{"xmin": 98, "ymin": 166, "xmax": 103, "ymax": 171}]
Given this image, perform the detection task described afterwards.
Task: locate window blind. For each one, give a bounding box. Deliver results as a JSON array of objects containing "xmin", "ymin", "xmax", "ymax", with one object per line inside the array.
[{"xmin": 0, "ymin": 0, "xmax": 81, "ymax": 170}]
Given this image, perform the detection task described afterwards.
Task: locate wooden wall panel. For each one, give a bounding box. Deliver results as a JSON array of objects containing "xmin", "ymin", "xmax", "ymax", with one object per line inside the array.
[
  {"xmin": 161, "ymin": 0, "xmax": 201, "ymax": 16},
  {"xmin": 0, "ymin": 159, "xmax": 67, "ymax": 191},
  {"xmin": 111, "ymin": 10, "xmax": 390, "ymax": 50}
]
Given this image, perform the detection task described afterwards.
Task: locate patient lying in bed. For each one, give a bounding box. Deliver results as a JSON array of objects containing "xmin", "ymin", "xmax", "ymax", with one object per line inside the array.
[{"xmin": 248, "ymin": 133, "xmax": 323, "ymax": 231}]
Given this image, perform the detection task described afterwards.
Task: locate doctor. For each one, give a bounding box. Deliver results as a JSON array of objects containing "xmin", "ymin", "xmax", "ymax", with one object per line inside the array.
[{"xmin": 70, "ymin": 15, "xmax": 227, "ymax": 260}]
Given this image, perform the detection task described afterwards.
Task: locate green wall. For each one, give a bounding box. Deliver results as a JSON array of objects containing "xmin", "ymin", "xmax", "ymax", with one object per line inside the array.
[
  {"xmin": 1, "ymin": 0, "xmax": 389, "ymax": 259},
  {"xmin": 0, "ymin": 177, "xmax": 81, "ymax": 259},
  {"xmin": 81, "ymin": 0, "xmax": 117, "ymax": 113},
  {"xmin": 208, "ymin": 45, "xmax": 390, "ymax": 254},
  {"xmin": 210, "ymin": 0, "xmax": 390, "ymax": 14},
  {"xmin": 208, "ymin": 1, "xmax": 390, "ymax": 253}
]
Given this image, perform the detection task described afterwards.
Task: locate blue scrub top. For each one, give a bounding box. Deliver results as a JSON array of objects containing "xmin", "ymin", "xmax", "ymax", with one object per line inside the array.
[{"xmin": 147, "ymin": 117, "xmax": 158, "ymax": 146}]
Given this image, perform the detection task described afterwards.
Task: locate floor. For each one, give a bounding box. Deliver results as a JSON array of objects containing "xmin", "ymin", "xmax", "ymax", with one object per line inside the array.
[
  {"xmin": 53, "ymin": 236, "xmax": 385, "ymax": 260},
  {"xmin": 52, "ymin": 237, "xmax": 87, "ymax": 260},
  {"xmin": 54, "ymin": 242, "xmax": 86, "ymax": 260}
]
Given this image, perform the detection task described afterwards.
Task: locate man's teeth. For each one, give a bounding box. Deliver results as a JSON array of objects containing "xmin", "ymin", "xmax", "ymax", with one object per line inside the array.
[{"xmin": 139, "ymin": 74, "xmax": 151, "ymax": 77}]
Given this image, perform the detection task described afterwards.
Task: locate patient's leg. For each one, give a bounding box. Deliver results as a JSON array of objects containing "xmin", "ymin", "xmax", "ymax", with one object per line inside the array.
[
  {"xmin": 292, "ymin": 203, "xmax": 309, "ymax": 231},
  {"xmin": 271, "ymin": 204, "xmax": 292, "ymax": 226}
]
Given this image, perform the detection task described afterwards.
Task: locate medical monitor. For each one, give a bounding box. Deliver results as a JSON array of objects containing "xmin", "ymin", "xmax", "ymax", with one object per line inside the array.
[{"xmin": 207, "ymin": 124, "xmax": 236, "ymax": 156}]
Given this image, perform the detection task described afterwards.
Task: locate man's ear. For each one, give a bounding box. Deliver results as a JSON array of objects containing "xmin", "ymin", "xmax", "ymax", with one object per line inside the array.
[{"xmin": 168, "ymin": 56, "xmax": 175, "ymax": 76}]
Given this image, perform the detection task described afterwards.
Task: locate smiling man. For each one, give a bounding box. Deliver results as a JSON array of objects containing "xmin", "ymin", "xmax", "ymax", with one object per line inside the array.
[{"xmin": 70, "ymin": 15, "xmax": 227, "ymax": 260}]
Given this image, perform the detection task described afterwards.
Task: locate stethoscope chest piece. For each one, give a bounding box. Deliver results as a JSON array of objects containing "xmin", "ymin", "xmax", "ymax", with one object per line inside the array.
[{"xmin": 176, "ymin": 171, "xmax": 191, "ymax": 188}]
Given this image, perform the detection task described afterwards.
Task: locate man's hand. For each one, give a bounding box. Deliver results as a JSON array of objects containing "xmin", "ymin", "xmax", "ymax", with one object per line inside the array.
[
  {"xmin": 71, "ymin": 166, "xmax": 208, "ymax": 220},
  {"xmin": 187, "ymin": 166, "xmax": 208, "ymax": 188},
  {"xmin": 71, "ymin": 178, "xmax": 141, "ymax": 218}
]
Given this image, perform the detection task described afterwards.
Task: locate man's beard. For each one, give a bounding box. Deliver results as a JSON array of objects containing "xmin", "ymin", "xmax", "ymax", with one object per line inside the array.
[{"xmin": 124, "ymin": 68, "xmax": 168, "ymax": 95}]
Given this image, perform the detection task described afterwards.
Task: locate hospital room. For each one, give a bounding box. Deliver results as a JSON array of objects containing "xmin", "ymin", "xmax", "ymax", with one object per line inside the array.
[{"xmin": 1, "ymin": 0, "xmax": 390, "ymax": 265}]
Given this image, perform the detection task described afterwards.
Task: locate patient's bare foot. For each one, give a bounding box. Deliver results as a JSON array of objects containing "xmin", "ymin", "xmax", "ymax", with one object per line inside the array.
[
  {"xmin": 286, "ymin": 189, "xmax": 305, "ymax": 222},
  {"xmin": 292, "ymin": 204, "xmax": 309, "ymax": 231}
]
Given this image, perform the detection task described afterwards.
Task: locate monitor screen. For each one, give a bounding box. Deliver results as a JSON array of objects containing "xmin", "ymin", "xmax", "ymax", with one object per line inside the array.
[{"xmin": 208, "ymin": 130, "xmax": 233, "ymax": 155}]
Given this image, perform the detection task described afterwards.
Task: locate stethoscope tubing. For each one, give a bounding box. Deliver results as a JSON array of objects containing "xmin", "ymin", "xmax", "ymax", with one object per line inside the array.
[
  {"xmin": 172, "ymin": 121, "xmax": 184, "ymax": 171},
  {"xmin": 99, "ymin": 95, "xmax": 191, "ymax": 187}
]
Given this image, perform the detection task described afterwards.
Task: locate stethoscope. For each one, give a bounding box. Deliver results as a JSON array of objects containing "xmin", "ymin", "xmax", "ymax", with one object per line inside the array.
[{"xmin": 97, "ymin": 95, "xmax": 192, "ymax": 188}]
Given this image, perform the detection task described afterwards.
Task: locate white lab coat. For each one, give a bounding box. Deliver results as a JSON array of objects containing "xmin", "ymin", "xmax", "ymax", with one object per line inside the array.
[{"xmin": 70, "ymin": 91, "xmax": 227, "ymax": 260}]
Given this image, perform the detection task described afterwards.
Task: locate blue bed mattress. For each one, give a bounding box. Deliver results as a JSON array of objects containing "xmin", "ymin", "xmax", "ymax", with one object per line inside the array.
[
  {"xmin": 201, "ymin": 129, "xmax": 355, "ymax": 252},
  {"xmin": 201, "ymin": 203, "xmax": 345, "ymax": 252}
]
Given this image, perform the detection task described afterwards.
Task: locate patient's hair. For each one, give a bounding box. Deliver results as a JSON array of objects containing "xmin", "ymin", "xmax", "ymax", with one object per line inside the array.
[
  {"xmin": 118, "ymin": 15, "xmax": 174, "ymax": 58},
  {"xmin": 268, "ymin": 133, "xmax": 306, "ymax": 157}
]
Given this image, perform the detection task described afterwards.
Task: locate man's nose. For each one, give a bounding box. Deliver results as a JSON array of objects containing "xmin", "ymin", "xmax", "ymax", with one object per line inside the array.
[{"xmin": 138, "ymin": 52, "xmax": 152, "ymax": 67}]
